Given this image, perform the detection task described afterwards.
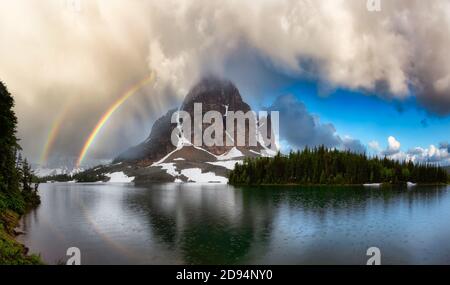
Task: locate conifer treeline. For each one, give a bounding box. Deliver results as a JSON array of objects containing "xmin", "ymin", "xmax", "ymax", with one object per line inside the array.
[
  {"xmin": 228, "ymin": 146, "xmax": 449, "ymax": 185},
  {"xmin": 0, "ymin": 82, "xmax": 40, "ymax": 214},
  {"xmin": 1, "ymin": 81, "xmax": 41, "ymax": 264}
]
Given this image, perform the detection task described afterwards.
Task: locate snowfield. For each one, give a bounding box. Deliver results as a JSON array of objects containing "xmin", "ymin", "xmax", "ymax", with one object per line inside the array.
[
  {"xmin": 180, "ymin": 168, "xmax": 227, "ymax": 184},
  {"xmin": 149, "ymin": 144, "xmax": 243, "ymax": 183},
  {"xmin": 34, "ymin": 167, "xmax": 84, "ymax": 178},
  {"xmin": 217, "ymin": 147, "xmax": 243, "ymax": 160},
  {"xmin": 105, "ymin": 172, "xmax": 135, "ymax": 183},
  {"xmin": 158, "ymin": 163, "xmax": 179, "ymax": 177},
  {"xmin": 153, "ymin": 161, "xmax": 229, "ymax": 183}
]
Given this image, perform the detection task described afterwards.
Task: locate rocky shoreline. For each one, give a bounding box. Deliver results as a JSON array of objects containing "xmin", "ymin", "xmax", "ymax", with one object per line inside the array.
[{"xmin": 0, "ymin": 209, "xmax": 42, "ymax": 265}]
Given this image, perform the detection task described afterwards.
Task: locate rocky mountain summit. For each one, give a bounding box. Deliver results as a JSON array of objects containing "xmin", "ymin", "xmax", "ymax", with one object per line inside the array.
[
  {"xmin": 84, "ymin": 77, "xmax": 276, "ymax": 184},
  {"xmin": 115, "ymin": 77, "xmax": 264, "ymax": 164}
]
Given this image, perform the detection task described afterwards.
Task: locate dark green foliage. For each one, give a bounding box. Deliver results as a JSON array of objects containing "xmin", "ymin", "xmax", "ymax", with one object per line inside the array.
[
  {"xmin": 16, "ymin": 155, "xmax": 40, "ymax": 210},
  {"xmin": 72, "ymin": 171, "xmax": 107, "ymax": 183},
  {"xmin": 229, "ymin": 146, "xmax": 449, "ymax": 186},
  {"xmin": 0, "ymin": 82, "xmax": 40, "ymax": 214},
  {"xmin": 0, "ymin": 81, "xmax": 20, "ymax": 198},
  {"xmin": 1, "ymin": 81, "xmax": 42, "ymax": 264},
  {"xmin": 39, "ymin": 171, "xmax": 107, "ymax": 183},
  {"xmin": 38, "ymin": 173, "xmax": 72, "ymax": 183}
]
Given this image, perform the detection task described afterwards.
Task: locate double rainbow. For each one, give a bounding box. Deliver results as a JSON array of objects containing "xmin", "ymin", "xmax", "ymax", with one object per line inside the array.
[
  {"xmin": 76, "ymin": 72, "xmax": 156, "ymax": 167},
  {"xmin": 40, "ymin": 103, "xmax": 71, "ymax": 165},
  {"xmin": 40, "ymin": 73, "xmax": 155, "ymax": 167}
]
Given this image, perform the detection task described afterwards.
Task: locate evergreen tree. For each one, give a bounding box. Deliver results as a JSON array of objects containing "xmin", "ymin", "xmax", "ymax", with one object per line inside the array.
[
  {"xmin": 0, "ymin": 81, "xmax": 20, "ymax": 196},
  {"xmin": 0, "ymin": 81, "xmax": 40, "ymax": 213},
  {"xmin": 229, "ymin": 146, "xmax": 449, "ymax": 186}
]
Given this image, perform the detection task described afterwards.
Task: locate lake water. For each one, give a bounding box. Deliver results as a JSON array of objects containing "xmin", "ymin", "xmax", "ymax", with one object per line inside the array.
[{"xmin": 18, "ymin": 183, "xmax": 450, "ymax": 265}]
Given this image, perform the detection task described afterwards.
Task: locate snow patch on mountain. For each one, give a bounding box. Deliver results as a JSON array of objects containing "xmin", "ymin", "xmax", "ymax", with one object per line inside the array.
[
  {"xmin": 158, "ymin": 163, "xmax": 179, "ymax": 177},
  {"xmin": 105, "ymin": 172, "xmax": 135, "ymax": 183},
  {"xmin": 217, "ymin": 147, "xmax": 243, "ymax": 160},
  {"xmin": 34, "ymin": 167, "xmax": 84, "ymax": 178},
  {"xmin": 180, "ymin": 168, "xmax": 227, "ymax": 184}
]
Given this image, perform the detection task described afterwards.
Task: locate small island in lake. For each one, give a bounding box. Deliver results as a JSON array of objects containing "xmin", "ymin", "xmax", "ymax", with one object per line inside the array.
[{"xmin": 228, "ymin": 146, "xmax": 449, "ymax": 186}]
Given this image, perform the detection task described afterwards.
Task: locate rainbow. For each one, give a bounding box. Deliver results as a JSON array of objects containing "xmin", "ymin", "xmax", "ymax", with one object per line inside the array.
[
  {"xmin": 40, "ymin": 103, "xmax": 71, "ymax": 165},
  {"xmin": 76, "ymin": 72, "xmax": 156, "ymax": 167}
]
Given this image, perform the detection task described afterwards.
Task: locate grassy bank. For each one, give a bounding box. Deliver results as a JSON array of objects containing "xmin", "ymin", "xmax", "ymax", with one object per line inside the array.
[
  {"xmin": 0, "ymin": 208, "xmax": 42, "ymax": 265},
  {"xmin": 0, "ymin": 191, "xmax": 42, "ymax": 264}
]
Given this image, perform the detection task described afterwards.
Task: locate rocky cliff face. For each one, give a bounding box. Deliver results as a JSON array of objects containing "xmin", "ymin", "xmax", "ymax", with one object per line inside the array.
[
  {"xmin": 181, "ymin": 77, "xmax": 250, "ymax": 115},
  {"xmin": 115, "ymin": 77, "xmax": 264, "ymax": 165},
  {"xmin": 114, "ymin": 108, "xmax": 177, "ymax": 165},
  {"xmin": 81, "ymin": 77, "xmax": 277, "ymax": 184}
]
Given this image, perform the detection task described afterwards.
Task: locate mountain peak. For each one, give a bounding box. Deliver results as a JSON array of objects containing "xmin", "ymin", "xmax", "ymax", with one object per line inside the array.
[
  {"xmin": 115, "ymin": 77, "xmax": 259, "ymax": 165},
  {"xmin": 181, "ymin": 76, "xmax": 250, "ymax": 114}
]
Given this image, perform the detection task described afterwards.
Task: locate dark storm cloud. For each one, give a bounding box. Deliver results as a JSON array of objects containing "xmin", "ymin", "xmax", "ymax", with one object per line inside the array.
[
  {"xmin": 342, "ymin": 137, "xmax": 366, "ymax": 154},
  {"xmin": 267, "ymin": 94, "xmax": 365, "ymax": 153},
  {"xmin": 1, "ymin": 0, "xmax": 450, "ymax": 163}
]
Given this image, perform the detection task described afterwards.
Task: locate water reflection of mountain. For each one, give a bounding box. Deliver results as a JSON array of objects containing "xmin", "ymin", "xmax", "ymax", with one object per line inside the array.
[
  {"xmin": 124, "ymin": 184, "xmax": 448, "ymax": 264},
  {"xmin": 18, "ymin": 183, "xmax": 450, "ymax": 264},
  {"xmin": 125, "ymin": 184, "xmax": 277, "ymax": 264}
]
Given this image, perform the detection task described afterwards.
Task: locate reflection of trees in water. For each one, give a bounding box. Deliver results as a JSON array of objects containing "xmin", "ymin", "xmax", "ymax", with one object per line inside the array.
[
  {"xmin": 125, "ymin": 184, "xmax": 277, "ymax": 264},
  {"xmin": 402, "ymin": 186, "xmax": 447, "ymax": 211},
  {"xmin": 124, "ymin": 184, "xmax": 448, "ymax": 264},
  {"xmin": 251, "ymin": 185, "xmax": 448, "ymax": 216},
  {"xmin": 143, "ymin": 210, "xmax": 178, "ymax": 248}
]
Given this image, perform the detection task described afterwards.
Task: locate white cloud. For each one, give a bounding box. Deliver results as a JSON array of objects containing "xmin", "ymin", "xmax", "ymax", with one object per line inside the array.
[
  {"xmin": 368, "ymin": 140, "xmax": 381, "ymax": 152},
  {"xmin": 143, "ymin": 0, "xmax": 450, "ymax": 114},
  {"xmin": 381, "ymin": 136, "xmax": 401, "ymax": 156},
  {"xmin": 388, "ymin": 136, "xmax": 401, "ymax": 151},
  {"xmin": 1, "ymin": 0, "xmax": 450, "ymax": 162},
  {"xmin": 374, "ymin": 136, "xmax": 450, "ymax": 165},
  {"xmin": 268, "ymin": 94, "xmax": 366, "ymax": 153}
]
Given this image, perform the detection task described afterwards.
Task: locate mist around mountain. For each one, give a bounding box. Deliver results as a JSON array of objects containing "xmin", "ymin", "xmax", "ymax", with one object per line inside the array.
[
  {"xmin": 39, "ymin": 77, "xmax": 450, "ymax": 186},
  {"xmin": 42, "ymin": 77, "xmax": 275, "ymax": 184},
  {"xmin": 33, "ymin": 156, "xmax": 111, "ymax": 178}
]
